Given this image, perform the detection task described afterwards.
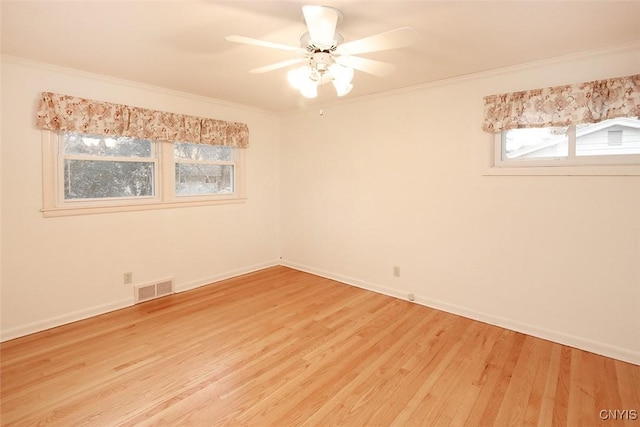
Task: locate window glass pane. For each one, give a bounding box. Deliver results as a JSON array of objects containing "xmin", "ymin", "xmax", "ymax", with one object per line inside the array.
[
  {"xmin": 175, "ymin": 164, "xmax": 233, "ymax": 195},
  {"xmin": 64, "ymin": 160, "xmax": 154, "ymax": 199},
  {"xmin": 174, "ymin": 142, "xmax": 232, "ymax": 161},
  {"xmin": 576, "ymin": 117, "xmax": 640, "ymax": 157},
  {"xmin": 503, "ymin": 127, "xmax": 569, "ymax": 159},
  {"xmin": 63, "ymin": 133, "xmax": 152, "ymax": 158}
]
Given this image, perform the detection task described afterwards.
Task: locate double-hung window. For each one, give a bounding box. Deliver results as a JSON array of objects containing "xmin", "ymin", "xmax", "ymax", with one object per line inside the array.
[{"xmin": 61, "ymin": 133, "xmax": 158, "ymax": 202}]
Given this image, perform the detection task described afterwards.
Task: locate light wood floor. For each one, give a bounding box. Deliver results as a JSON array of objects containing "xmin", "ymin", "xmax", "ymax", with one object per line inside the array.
[{"xmin": 1, "ymin": 266, "xmax": 639, "ymax": 426}]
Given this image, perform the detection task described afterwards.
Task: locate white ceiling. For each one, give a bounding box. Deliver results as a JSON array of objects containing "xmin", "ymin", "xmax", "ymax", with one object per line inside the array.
[{"xmin": 2, "ymin": 1, "xmax": 640, "ymax": 112}]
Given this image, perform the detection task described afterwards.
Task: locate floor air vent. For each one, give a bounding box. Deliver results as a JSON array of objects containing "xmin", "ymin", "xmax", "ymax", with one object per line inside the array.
[{"xmin": 134, "ymin": 278, "xmax": 175, "ymax": 303}]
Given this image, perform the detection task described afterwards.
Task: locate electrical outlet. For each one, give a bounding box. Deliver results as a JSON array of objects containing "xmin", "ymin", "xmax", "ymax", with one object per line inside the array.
[
  {"xmin": 393, "ymin": 266, "xmax": 400, "ymax": 277},
  {"xmin": 124, "ymin": 272, "xmax": 133, "ymax": 284}
]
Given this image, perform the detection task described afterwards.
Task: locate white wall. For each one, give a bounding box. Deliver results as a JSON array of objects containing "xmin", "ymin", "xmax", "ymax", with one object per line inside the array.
[
  {"xmin": 0, "ymin": 57, "xmax": 280, "ymax": 340},
  {"xmin": 279, "ymin": 46, "xmax": 640, "ymax": 365},
  {"xmin": 2, "ymin": 47, "xmax": 639, "ymax": 365}
]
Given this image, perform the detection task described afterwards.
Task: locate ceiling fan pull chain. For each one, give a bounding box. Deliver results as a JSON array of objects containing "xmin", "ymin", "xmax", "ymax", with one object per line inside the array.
[{"xmin": 319, "ymin": 79, "xmax": 324, "ymax": 116}]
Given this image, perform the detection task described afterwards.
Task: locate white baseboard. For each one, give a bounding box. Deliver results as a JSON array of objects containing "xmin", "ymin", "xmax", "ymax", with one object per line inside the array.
[
  {"xmin": 175, "ymin": 260, "xmax": 280, "ymax": 293},
  {"xmin": 281, "ymin": 260, "xmax": 408, "ymax": 300},
  {"xmin": 1, "ymin": 260, "xmax": 280, "ymax": 343},
  {"xmin": 281, "ymin": 260, "xmax": 640, "ymax": 366},
  {"xmin": 1, "ymin": 298, "xmax": 134, "ymax": 342}
]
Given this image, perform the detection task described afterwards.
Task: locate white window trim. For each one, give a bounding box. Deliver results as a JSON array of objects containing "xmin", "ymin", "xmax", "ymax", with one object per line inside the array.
[
  {"xmin": 485, "ymin": 130, "xmax": 640, "ymax": 177},
  {"xmin": 42, "ymin": 131, "xmax": 246, "ymax": 217}
]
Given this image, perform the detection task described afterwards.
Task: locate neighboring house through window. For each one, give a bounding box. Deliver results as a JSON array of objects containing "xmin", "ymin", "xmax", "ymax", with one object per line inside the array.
[
  {"xmin": 482, "ymin": 74, "xmax": 640, "ymax": 175},
  {"xmin": 500, "ymin": 117, "xmax": 640, "ymax": 163}
]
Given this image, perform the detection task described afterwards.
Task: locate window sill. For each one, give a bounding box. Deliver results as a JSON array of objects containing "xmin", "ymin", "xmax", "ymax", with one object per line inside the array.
[
  {"xmin": 483, "ymin": 164, "xmax": 640, "ymax": 176},
  {"xmin": 42, "ymin": 198, "xmax": 247, "ymax": 218}
]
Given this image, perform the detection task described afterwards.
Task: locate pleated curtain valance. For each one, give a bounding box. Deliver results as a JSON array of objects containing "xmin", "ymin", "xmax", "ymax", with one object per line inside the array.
[
  {"xmin": 35, "ymin": 92, "xmax": 250, "ymax": 148},
  {"xmin": 482, "ymin": 74, "xmax": 640, "ymax": 133}
]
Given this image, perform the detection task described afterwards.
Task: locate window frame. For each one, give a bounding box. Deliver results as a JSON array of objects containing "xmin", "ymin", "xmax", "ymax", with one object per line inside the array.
[
  {"xmin": 42, "ymin": 131, "xmax": 246, "ymax": 217},
  {"xmin": 486, "ymin": 124, "xmax": 640, "ymax": 176},
  {"xmin": 171, "ymin": 142, "xmax": 237, "ymax": 202}
]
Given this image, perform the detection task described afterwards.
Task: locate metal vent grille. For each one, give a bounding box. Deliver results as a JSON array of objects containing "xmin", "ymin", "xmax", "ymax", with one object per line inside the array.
[
  {"xmin": 156, "ymin": 280, "xmax": 173, "ymax": 297},
  {"xmin": 137, "ymin": 284, "xmax": 156, "ymax": 302},
  {"xmin": 134, "ymin": 278, "xmax": 175, "ymax": 303}
]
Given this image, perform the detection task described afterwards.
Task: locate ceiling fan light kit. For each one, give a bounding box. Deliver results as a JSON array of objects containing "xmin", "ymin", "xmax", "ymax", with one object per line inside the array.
[
  {"xmin": 225, "ymin": 5, "xmax": 418, "ymax": 101},
  {"xmin": 288, "ymin": 59, "xmax": 354, "ymax": 99}
]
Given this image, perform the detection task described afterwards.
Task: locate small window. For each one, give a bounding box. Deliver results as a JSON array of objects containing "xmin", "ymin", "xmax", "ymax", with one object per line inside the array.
[
  {"xmin": 491, "ymin": 117, "xmax": 640, "ymax": 174},
  {"xmin": 607, "ymin": 130, "xmax": 623, "ymax": 146}
]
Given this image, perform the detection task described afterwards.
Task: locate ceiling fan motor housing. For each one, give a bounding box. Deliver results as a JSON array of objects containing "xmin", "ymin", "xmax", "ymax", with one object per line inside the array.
[
  {"xmin": 310, "ymin": 51, "xmax": 333, "ymax": 75},
  {"xmin": 300, "ymin": 31, "xmax": 343, "ymax": 52}
]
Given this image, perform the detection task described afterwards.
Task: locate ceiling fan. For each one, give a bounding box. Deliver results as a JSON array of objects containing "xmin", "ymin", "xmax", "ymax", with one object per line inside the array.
[{"xmin": 225, "ymin": 5, "xmax": 418, "ymax": 99}]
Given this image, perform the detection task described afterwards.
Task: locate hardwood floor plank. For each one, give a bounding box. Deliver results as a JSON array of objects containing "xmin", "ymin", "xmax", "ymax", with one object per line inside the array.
[
  {"xmin": 389, "ymin": 317, "xmax": 479, "ymax": 426},
  {"xmin": 552, "ymin": 345, "xmax": 573, "ymax": 425},
  {"xmin": 521, "ymin": 339, "xmax": 553, "ymax": 426},
  {"xmin": 1, "ymin": 266, "xmax": 638, "ymax": 426},
  {"xmin": 299, "ymin": 307, "xmax": 443, "ymax": 426},
  {"xmin": 403, "ymin": 320, "xmax": 497, "ymax": 425},
  {"xmin": 493, "ymin": 335, "xmax": 540, "ymax": 426},
  {"xmin": 537, "ymin": 345, "xmax": 562, "ymax": 427},
  {"xmin": 444, "ymin": 325, "xmax": 511, "ymax": 426},
  {"xmin": 467, "ymin": 330, "xmax": 527, "ymax": 426}
]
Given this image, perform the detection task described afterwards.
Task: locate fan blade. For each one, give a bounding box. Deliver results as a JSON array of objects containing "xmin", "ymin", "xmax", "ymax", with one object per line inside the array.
[
  {"xmin": 337, "ymin": 27, "xmax": 418, "ymax": 56},
  {"xmin": 302, "ymin": 5, "xmax": 339, "ymax": 48},
  {"xmin": 225, "ymin": 35, "xmax": 305, "ymax": 53},
  {"xmin": 335, "ymin": 56, "xmax": 396, "ymax": 77},
  {"xmin": 250, "ymin": 58, "xmax": 307, "ymax": 74}
]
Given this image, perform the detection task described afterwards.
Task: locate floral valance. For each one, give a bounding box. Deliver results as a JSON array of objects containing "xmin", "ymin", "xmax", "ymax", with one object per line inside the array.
[
  {"xmin": 36, "ymin": 92, "xmax": 249, "ymax": 148},
  {"xmin": 482, "ymin": 74, "xmax": 640, "ymax": 133}
]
